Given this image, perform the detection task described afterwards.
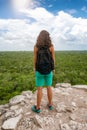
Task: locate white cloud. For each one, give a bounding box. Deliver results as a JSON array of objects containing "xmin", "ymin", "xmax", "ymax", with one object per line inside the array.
[
  {"xmin": 11, "ymin": 0, "xmax": 40, "ymax": 12},
  {"xmin": 81, "ymin": 6, "xmax": 87, "ymax": 13},
  {"xmin": 66, "ymin": 9, "xmax": 77, "ymax": 15},
  {"xmin": 0, "ymin": 8, "xmax": 87, "ymax": 51},
  {"xmin": 20, "ymin": 7, "xmax": 54, "ymax": 23}
]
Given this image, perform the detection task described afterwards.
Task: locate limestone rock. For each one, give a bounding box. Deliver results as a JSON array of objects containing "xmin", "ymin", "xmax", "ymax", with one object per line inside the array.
[
  {"xmin": 56, "ymin": 113, "xmax": 62, "ymax": 119},
  {"xmin": 56, "ymin": 102, "xmax": 66, "ymax": 112},
  {"xmin": 4, "ymin": 111, "xmax": 15, "ymax": 119},
  {"xmin": 69, "ymin": 114, "xmax": 77, "ymax": 120},
  {"xmin": 43, "ymin": 116, "xmax": 54, "ymax": 126},
  {"xmin": 9, "ymin": 95, "xmax": 25, "ymax": 105},
  {"xmin": 22, "ymin": 91, "xmax": 32, "ymax": 99},
  {"xmin": 10, "ymin": 105, "xmax": 19, "ymax": 110},
  {"xmin": 60, "ymin": 123, "xmax": 71, "ymax": 130},
  {"xmin": 69, "ymin": 120, "xmax": 87, "ymax": 130},
  {"xmin": 71, "ymin": 102, "xmax": 77, "ymax": 107},
  {"xmin": 0, "ymin": 104, "xmax": 9, "ymax": 116},
  {"xmin": 0, "ymin": 104, "xmax": 9, "ymax": 109},
  {"xmin": 0, "ymin": 109, "xmax": 6, "ymax": 116},
  {"xmin": 72, "ymin": 85, "xmax": 87, "ymax": 90},
  {"xmin": 55, "ymin": 83, "xmax": 71, "ymax": 88},
  {"xmin": 55, "ymin": 83, "xmax": 61, "ymax": 88},
  {"xmin": 0, "ymin": 83, "xmax": 87, "ymax": 130},
  {"xmin": 14, "ymin": 108, "xmax": 23, "ymax": 116},
  {"xmin": 33, "ymin": 115, "xmax": 43, "ymax": 128},
  {"xmin": 2, "ymin": 115, "xmax": 22, "ymax": 130}
]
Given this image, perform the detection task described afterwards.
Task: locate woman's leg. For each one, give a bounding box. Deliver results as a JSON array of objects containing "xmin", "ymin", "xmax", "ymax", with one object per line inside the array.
[
  {"xmin": 47, "ymin": 87, "xmax": 53, "ymax": 106},
  {"xmin": 45, "ymin": 72, "xmax": 53, "ymax": 106},
  {"xmin": 36, "ymin": 87, "xmax": 43, "ymax": 109}
]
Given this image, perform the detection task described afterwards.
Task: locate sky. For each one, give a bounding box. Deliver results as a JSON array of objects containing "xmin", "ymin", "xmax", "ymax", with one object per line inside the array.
[{"xmin": 0, "ymin": 0, "xmax": 87, "ymax": 51}]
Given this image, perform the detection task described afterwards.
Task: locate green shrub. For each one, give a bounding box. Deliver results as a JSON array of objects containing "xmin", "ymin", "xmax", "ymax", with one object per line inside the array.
[{"xmin": 0, "ymin": 51, "xmax": 87, "ymax": 104}]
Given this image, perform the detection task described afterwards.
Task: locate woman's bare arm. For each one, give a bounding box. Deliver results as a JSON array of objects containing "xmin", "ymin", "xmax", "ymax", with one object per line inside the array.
[
  {"xmin": 34, "ymin": 46, "xmax": 38, "ymax": 71},
  {"xmin": 50, "ymin": 45, "xmax": 55, "ymax": 64}
]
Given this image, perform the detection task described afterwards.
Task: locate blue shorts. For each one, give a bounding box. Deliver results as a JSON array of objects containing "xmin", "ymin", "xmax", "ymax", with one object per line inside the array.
[{"xmin": 36, "ymin": 71, "xmax": 53, "ymax": 87}]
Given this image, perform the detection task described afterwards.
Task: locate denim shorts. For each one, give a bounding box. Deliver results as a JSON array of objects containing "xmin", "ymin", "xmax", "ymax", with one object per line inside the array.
[{"xmin": 36, "ymin": 71, "xmax": 53, "ymax": 87}]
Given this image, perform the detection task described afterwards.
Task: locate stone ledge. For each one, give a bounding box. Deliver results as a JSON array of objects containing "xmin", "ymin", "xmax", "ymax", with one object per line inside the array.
[{"xmin": 72, "ymin": 85, "xmax": 87, "ymax": 90}]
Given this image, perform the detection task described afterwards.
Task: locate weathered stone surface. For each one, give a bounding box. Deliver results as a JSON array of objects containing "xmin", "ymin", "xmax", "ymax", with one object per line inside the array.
[
  {"xmin": 69, "ymin": 120, "xmax": 87, "ymax": 130},
  {"xmin": 0, "ymin": 104, "xmax": 9, "ymax": 116},
  {"xmin": 14, "ymin": 108, "xmax": 23, "ymax": 116},
  {"xmin": 56, "ymin": 113, "xmax": 62, "ymax": 119},
  {"xmin": 0, "ymin": 83, "xmax": 87, "ymax": 130},
  {"xmin": 10, "ymin": 105, "xmax": 19, "ymax": 110},
  {"xmin": 72, "ymin": 85, "xmax": 87, "ymax": 90},
  {"xmin": 9, "ymin": 95, "xmax": 25, "ymax": 105},
  {"xmin": 69, "ymin": 114, "xmax": 77, "ymax": 120},
  {"xmin": 22, "ymin": 91, "xmax": 32, "ymax": 99},
  {"xmin": 4, "ymin": 111, "xmax": 15, "ymax": 119},
  {"xmin": 33, "ymin": 115, "xmax": 43, "ymax": 128},
  {"xmin": 55, "ymin": 83, "xmax": 71, "ymax": 88},
  {"xmin": 60, "ymin": 123, "xmax": 71, "ymax": 130},
  {"xmin": 56, "ymin": 102, "xmax": 66, "ymax": 112},
  {"xmin": 0, "ymin": 104, "xmax": 9, "ymax": 109},
  {"xmin": 2, "ymin": 115, "xmax": 22, "ymax": 130},
  {"xmin": 55, "ymin": 83, "xmax": 61, "ymax": 88},
  {"xmin": 0, "ymin": 109, "xmax": 6, "ymax": 116},
  {"xmin": 71, "ymin": 102, "xmax": 77, "ymax": 107}
]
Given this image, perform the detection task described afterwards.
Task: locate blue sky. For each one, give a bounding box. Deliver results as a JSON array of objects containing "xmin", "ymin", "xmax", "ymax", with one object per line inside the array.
[
  {"xmin": 41, "ymin": 0, "xmax": 87, "ymax": 17},
  {"xmin": 0, "ymin": 0, "xmax": 87, "ymax": 51},
  {"xmin": 0, "ymin": 0, "xmax": 87, "ymax": 18}
]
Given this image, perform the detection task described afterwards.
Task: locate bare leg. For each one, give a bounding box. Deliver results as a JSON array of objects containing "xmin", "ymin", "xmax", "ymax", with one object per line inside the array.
[
  {"xmin": 47, "ymin": 87, "xmax": 53, "ymax": 106},
  {"xmin": 36, "ymin": 87, "xmax": 42, "ymax": 109}
]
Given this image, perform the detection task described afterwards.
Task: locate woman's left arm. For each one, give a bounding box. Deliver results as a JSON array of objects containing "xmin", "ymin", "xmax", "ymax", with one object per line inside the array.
[{"xmin": 34, "ymin": 46, "xmax": 38, "ymax": 71}]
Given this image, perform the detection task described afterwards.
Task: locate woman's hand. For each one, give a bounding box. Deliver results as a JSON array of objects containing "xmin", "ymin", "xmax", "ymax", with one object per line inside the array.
[
  {"xmin": 33, "ymin": 68, "xmax": 36, "ymax": 72},
  {"xmin": 53, "ymin": 69, "xmax": 55, "ymax": 74}
]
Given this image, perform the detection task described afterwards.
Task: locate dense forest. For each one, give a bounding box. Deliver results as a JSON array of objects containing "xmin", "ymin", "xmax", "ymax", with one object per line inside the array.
[{"xmin": 0, "ymin": 51, "xmax": 87, "ymax": 104}]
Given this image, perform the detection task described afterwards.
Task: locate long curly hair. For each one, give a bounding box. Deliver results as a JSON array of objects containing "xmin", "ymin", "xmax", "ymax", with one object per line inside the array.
[{"xmin": 35, "ymin": 30, "xmax": 52, "ymax": 48}]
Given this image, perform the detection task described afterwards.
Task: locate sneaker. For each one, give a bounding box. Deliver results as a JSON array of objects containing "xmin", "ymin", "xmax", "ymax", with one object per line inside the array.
[
  {"xmin": 47, "ymin": 104, "xmax": 53, "ymax": 110},
  {"xmin": 31, "ymin": 105, "xmax": 41, "ymax": 113}
]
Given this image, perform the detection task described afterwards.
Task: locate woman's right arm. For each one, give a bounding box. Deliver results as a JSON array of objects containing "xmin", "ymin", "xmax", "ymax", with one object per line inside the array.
[
  {"xmin": 50, "ymin": 45, "xmax": 55, "ymax": 73},
  {"xmin": 50, "ymin": 45, "xmax": 55, "ymax": 64}
]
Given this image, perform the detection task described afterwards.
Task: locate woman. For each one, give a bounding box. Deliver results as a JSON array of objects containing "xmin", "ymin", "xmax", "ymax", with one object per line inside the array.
[{"xmin": 31, "ymin": 30, "xmax": 55, "ymax": 113}]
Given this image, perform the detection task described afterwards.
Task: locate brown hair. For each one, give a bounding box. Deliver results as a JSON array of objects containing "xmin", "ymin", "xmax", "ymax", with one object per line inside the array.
[{"xmin": 35, "ymin": 30, "xmax": 52, "ymax": 48}]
